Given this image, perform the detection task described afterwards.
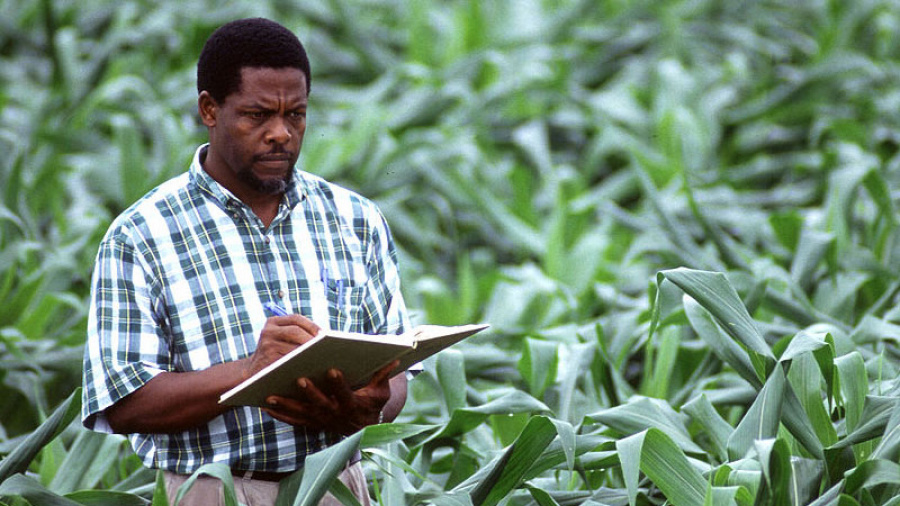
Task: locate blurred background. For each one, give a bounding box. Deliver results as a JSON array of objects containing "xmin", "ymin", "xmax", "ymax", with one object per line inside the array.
[{"xmin": 3, "ymin": 0, "xmax": 900, "ymax": 504}]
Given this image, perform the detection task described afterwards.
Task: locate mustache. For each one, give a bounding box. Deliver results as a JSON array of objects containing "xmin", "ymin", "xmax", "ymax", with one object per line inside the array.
[{"xmin": 254, "ymin": 149, "xmax": 294, "ymax": 162}]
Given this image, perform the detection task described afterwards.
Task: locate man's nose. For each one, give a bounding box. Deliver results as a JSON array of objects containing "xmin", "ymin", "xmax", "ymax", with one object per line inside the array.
[{"xmin": 265, "ymin": 116, "xmax": 291, "ymax": 144}]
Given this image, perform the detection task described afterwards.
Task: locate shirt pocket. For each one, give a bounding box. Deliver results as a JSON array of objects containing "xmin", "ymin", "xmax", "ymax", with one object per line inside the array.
[{"xmin": 323, "ymin": 272, "xmax": 367, "ymax": 333}]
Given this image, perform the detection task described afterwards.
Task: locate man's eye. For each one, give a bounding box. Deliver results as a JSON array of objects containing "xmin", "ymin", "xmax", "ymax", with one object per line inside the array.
[
  {"xmin": 289, "ymin": 112, "xmax": 306, "ymax": 120},
  {"xmin": 247, "ymin": 111, "xmax": 267, "ymax": 119}
]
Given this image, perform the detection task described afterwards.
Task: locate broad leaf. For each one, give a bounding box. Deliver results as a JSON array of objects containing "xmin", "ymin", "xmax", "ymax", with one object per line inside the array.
[
  {"xmin": 616, "ymin": 428, "xmax": 711, "ymax": 506},
  {"xmin": 590, "ymin": 396, "xmax": 704, "ymax": 454},
  {"xmin": 0, "ymin": 388, "xmax": 81, "ymax": 483},
  {"xmin": 727, "ymin": 366, "xmax": 785, "ymax": 460},
  {"xmin": 466, "ymin": 416, "xmax": 558, "ymax": 506}
]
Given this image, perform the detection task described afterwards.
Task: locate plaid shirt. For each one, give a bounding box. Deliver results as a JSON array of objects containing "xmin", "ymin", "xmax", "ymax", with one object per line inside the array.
[{"xmin": 82, "ymin": 145, "xmax": 409, "ymax": 473}]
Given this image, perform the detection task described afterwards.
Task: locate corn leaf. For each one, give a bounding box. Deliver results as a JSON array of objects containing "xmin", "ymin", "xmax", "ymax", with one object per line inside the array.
[
  {"xmin": 172, "ymin": 463, "xmax": 238, "ymax": 506},
  {"xmin": 590, "ymin": 396, "xmax": 704, "ymax": 454},
  {"xmin": 727, "ymin": 366, "xmax": 785, "ymax": 460},
  {"xmin": 0, "ymin": 473, "xmax": 82, "ymax": 506},
  {"xmin": 0, "ymin": 388, "xmax": 81, "ymax": 483},
  {"xmin": 617, "ymin": 428, "xmax": 718, "ymax": 506},
  {"xmin": 466, "ymin": 416, "xmax": 557, "ymax": 506},
  {"xmin": 437, "ymin": 349, "xmax": 468, "ymax": 415}
]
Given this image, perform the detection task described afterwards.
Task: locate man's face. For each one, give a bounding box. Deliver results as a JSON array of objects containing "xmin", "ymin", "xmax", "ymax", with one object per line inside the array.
[{"xmin": 200, "ymin": 67, "xmax": 308, "ymax": 199}]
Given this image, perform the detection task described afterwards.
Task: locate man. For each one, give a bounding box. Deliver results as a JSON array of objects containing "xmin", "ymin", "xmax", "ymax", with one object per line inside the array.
[{"xmin": 81, "ymin": 18, "xmax": 410, "ymax": 505}]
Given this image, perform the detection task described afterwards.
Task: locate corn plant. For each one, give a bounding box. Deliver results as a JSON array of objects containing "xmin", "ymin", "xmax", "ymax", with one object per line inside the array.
[{"xmin": 3, "ymin": 0, "xmax": 900, "ymax": 505}]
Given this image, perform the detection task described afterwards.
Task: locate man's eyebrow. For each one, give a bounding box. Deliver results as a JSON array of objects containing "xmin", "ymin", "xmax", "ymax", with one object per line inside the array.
[
  {"xmin": 241, "ymin": 99, "xmax": 306, "ymax": 110},
  {"xmin": 239, "ymin": 102, "xmax": 271, "ymax": 111}
]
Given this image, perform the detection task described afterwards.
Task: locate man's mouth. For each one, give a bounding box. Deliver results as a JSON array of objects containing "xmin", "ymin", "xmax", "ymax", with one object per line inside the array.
[
  {"xmin": 257, "ymin": 152, "xmax": 292, "ymax": 162},
  {"xmin": 255, "ymin": 153, "xmax": 293, "ymax": 171}
]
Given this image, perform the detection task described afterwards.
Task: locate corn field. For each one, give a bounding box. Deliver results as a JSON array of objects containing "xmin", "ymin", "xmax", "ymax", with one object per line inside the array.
[{"xmin": 3, "ymin": 0, "xmax": 900, "ymax": 504}]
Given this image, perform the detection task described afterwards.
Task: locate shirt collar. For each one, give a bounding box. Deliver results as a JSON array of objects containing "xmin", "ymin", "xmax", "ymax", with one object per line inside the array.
[{"xmin": 188, "ymin": 144, "xmax": 307, "ymax": 211}]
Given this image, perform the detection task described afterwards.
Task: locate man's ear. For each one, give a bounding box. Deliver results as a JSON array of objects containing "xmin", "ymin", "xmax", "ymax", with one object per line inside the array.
[{"xmin": 198, "ymin": 91, "xmax": 218, "ymax": 127}]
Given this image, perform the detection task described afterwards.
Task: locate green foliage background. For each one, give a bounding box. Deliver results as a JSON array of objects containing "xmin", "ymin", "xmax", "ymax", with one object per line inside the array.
[{"xmin": 2, "ymin": 0, "xmax": 900, "ymax": 504}]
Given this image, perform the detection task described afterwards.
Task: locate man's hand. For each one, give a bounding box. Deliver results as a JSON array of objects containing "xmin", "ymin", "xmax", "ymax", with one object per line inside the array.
[
  {"xmin": 244, "ymin": 314, "xmax": 320, "ymax": 380},
  {"xmin": 263, "ymin": 360, "xmax": 400, "ymax": 435}
]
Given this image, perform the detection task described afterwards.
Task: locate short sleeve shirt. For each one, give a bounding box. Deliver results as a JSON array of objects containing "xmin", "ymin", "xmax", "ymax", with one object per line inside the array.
[{"xmin": 81, "ymin": 145, "xmax": 409, "ymax": 473}]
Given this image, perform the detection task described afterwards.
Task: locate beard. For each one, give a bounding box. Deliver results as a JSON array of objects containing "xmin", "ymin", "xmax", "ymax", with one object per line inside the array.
[{"xmin": 237, "ymin": 166, "xmax": 293, "ymax": 195}]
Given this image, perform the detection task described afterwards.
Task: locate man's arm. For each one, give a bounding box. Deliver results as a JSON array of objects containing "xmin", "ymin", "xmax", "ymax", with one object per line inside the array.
[
  {"xmin": 106, "ymin": 314, "xmax": 320, "ymax": 434},
  {"xmin": 383, "ymin": 372, "xmax": 408, "ymax": 422},
  {"xmin": 106, "ymin": 361, "xmax": 246, "ymax": 434}
]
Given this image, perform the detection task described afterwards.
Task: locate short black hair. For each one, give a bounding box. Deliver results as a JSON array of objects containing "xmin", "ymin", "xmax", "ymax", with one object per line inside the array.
[{"xmin": 197, "ymin": 18, "xmax": 311, "ymax": 103}]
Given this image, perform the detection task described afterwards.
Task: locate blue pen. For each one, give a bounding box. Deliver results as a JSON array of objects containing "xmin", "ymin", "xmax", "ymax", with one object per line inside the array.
[
  {"xmin": 263, "ymin": 302, "xmax": 289, "ymax": 317},
  {"xmin": 322, "ymin": 266, "xmax": 344, "ymax": 300},
  {"xmin": 320, "ymin": 266, "xmax": 329, "ymax": 288},
  {"xmin": 335, "ymin": 278, "xmax": 344, "ymax": 301}
]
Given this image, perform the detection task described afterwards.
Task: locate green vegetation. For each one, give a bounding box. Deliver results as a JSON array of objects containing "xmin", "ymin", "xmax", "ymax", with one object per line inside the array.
[{"xmin": 2, "ymin": 0, "xmax": 900, "ymax": 504}]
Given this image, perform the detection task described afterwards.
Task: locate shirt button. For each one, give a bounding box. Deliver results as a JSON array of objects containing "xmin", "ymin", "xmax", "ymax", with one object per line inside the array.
[
  {"xmin": 265, "ymin": 236, "xmax": 271, "ymax": 244},
  {"xmin": 277, "ymin": 290, "xmax": 285, "ymax": 299}
]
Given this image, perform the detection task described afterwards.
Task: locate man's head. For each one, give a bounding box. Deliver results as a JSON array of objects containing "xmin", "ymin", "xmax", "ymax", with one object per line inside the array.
[
  {"xmin": 197, "ymin": 18, "xmax": 311, "ymax": 202},
  {"xmin": 197, "ymin": 17, "xmax": 311, "ymax": 104}
]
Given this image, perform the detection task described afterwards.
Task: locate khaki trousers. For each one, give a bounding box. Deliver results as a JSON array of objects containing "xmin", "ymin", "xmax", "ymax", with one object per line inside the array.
[{"xmin": 162, "ymin": 462, "xmax": 371, "ymax": 506}]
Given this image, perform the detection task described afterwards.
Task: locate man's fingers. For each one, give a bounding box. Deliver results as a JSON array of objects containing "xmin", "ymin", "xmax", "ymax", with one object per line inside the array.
[
  {"xmin": 369, "ymin": 360, "xmax": 400, "ymax": 386},
  {"xmin": 325, "ymin": 369, "xmax": 354, "ymax": 406},
  {"xmin": 270, "ymin": 314, "xmax": 320, "ymax": 337},
  {"xmin": 296, "ymin": 377, "xmax": 338, "ymax": 409},
  {"xmin": 264, "ymin": 407, "xmax": 318, "ymax": 428},
  {"xmin": 259, "ymin": 314, "xmax": 321, "ymax": 349},
  {"xmin": 265, "ymin": 395, "xmax": 329, "ymax": 428}
]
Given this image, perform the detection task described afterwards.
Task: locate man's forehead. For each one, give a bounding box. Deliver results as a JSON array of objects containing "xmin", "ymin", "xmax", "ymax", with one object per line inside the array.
[{"xmin": 232, "ymin": 67, "xmax": 308, "ymax": 100}]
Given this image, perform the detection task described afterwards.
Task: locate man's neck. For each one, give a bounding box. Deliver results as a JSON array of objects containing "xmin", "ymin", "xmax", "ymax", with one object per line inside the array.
[{"xmin": 200, "ymin": 147, "xmax": 283, "ymax": 228}]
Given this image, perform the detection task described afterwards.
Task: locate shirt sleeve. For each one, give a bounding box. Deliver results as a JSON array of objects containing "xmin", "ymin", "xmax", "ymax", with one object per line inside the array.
[
  {"xmin": 81, "ymin": 232, "xmax": 171, "ymax": 432},
  {"xmin": 368, "ymin": 210, "xmax": 424, "ymax": 377}
]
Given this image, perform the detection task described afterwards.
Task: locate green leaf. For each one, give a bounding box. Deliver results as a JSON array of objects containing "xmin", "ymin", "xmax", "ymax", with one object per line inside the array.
[
  {"xmin": 280, "ymin": 431, "xmax": 363, "ymax": 506},
  {"xmin": 871, "ymin": 399, "xmax": 900, "ymax": 461},
  {"xmin": 0, "ymin": 473, "xmax": 82, "ymax": 506},
  {"xmin": 524, "ymin": 434, "xmax": 611, "ymax": 479},
  {"xmin": 525, "ymin": 485, "xmax": 561, "ymax": 506},
  {"xmin": 590, "ymin": 396, "xmax": 704, "ymax": 454},
  {"xmin": 778, "ymin": 330, "xmax": 831, "ymax": 364},
  {"xmin": 643, "ymin": 325, "xmax": 680, "ymax": 399},
  {"xmin": 63, "ymin": 490, "xmax": 151, "ymax": 506},
  {"xmin": 684, "ymin": 295, "xmax": 762, "ymax": 388},
  {"xmin": 832, "ymin": 396, "xmax": 899, "ymax": 449},
  {"xmin": 727, "ymin": 366, "xmax": 785, "ymax": 460},
  {"xmin": 360, "ymin": 423, "xmax": 439, "ymax": 447},
  {"xmin": 780, "ymin": 384, "xmax": 826, "ymax": 459},
  {"xmin": 790, "ymin": 229, "xmax": 834, "ymax": 291},
  {"xmin": 426, "ymin": 390, "xmax": 550, "ymax": 442},
  {"xmin": 616, "ymin": 428, "xmax": 708, "ymax": 506},
  {"xmin": 466, "ymin": 416, "xmax": 557, "ymax": 506},
  {"xmin": 517, "ymin": 338, "xmax": 559, "ymax": 399},
  {"xmin": 615, "ymin": 429, "xmax": 643, "ymax": 506},
  {"xmin": 806, "ymin": 481, "xmax": 844, "ymax": 506},
  {"xmin": 48, "ymin": 430, "xmax": 126, "ymax": 494},
  {"xmin": 430, "ymin": 492, "xmax": 475, "ymax": 506},
  {"xmin": 326, "ymin": 479, "xmax": 361, "ymax": 506},
  {"xmin": 845, "ymin": 459, "xmax": 900, "ymax": 495},
  {"xmin": 0, "ymin": 389, "xmax": 81, "ymax": 483},
  {"xmin": 172, "ymin": 463, "xmax": 238, "ymax": 506},
  {"xmin": 835, "ymin": 352, "xmax": 868, "ymax": 433},
  {"xmin": 559, "ymin": 342, "xmax": 598, "ymax": 423},
  {"xmin": 787, "ymin": 353, "xmax": 838, "ymax": 448},
  {"xmin": 150, "ymin": 469, "xmax": 168, "ymax": 506},
  {"xmin": 437, "ymin": 350, "xmax": 468, "ymax": 415},
  {"xmin": 548, "ymin": 419, "xmax": 576, "ymax": 471},
  {"xmin": 683, "ymin": 394, "xmax": 734, "ymax": 462},
  {"xmin": 661, "ymin": 268, "xmax": 775, "ymax": 376},
  {"xmin": 754, "ymin": 438, "xmax": 795, "ymax": 506}
]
